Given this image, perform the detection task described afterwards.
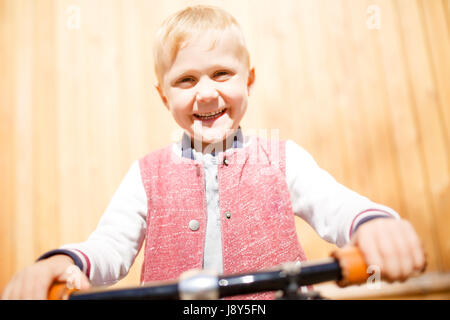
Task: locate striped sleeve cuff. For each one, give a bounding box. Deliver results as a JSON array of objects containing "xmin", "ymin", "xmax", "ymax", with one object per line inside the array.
[
  {"xmin": 37, "ymin": 249, "xmax": 91, "ymax": 278},
  {"xmin": 349, "ymin": 209, "xmax": 396, "ymax": 239}
]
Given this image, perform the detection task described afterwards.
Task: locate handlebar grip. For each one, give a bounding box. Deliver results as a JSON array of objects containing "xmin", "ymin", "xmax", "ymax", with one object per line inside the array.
[
  {"xmin": 331, "ymin": 246, "xmax": 369, "ymax": 287},
  {"xmin": 48, "ymin": 282, "xmax": 78, "ymax": 300}
]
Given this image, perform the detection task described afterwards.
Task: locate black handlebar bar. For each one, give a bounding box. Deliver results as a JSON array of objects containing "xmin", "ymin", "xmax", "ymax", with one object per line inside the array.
[{"xmin": 69, "ymin": 258, "xmax": 341, "ymax": 300}]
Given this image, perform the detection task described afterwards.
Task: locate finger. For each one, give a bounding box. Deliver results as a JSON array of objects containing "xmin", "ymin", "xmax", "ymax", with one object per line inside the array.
[
  {"xmin": 11, "ymin": 274, "xmax": 26, "ymax": 300},
  {"xmin": 354, "ymin": 224, "xmax": 384, "ymax": 275},
  {"xmin": 389, "ymin": 222, "xmax": 413, "ymax": 281},
  {"xmin": 33, "ymin": 269, "xmax": 53, "ymax": 300},
  {"xmin": 375, "ymin": 222, "xmax": 402, "ymax": 282},
  {"xmin": 403, "ymin": 221, "xmax": 426, "ymax": 273},
  {"xmin": 25, "ymin": 266, "xmax": 47, "ymax": 300},
  {"xmin": 1, "ymin": 280, "xmax": 14, "ymax": 300},
  {"xmin": 79, "ymin": 273, "xmax": 92, "ymax": 290},
  {"xmin": 1, "ymin": 274, "xmax": 17, "ymax": 300},
  {"xmin": 22, "ymin": 271, "xmax": 35, "ymax": 300},
  {"xmin": 56, "ymin": 264, "xmax": 90, "ymax": 291},
  {"xmin": 4, "ymin": 272, "xmax": 23, "ymax": 300}
]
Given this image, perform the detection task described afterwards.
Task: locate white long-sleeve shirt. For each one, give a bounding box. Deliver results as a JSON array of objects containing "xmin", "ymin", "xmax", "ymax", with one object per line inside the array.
[{"xmin": 54, "ymin": 137, "xmax": 398, "ymax": 286}]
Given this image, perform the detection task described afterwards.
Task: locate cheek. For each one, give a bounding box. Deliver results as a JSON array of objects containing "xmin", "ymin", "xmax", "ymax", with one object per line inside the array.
[
  {"xmin": 229, "ymin": 93, "xmax": 248, "ymax": 116},
  {"xmin": 167, "ymin": 90, "xmax": 194, "ymax": 112},
  {"xmin": 221, "ymin": 81, "xmax": 249, "ymax": 109}
]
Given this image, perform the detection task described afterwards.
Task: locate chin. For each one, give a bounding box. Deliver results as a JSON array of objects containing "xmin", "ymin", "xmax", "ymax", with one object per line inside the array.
[{"xmin": 200, "ymin": 133, "xmax": 227, "ymax": 145}]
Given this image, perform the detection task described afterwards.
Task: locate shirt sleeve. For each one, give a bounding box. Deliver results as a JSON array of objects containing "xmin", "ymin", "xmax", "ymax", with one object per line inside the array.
[
  {"xmin": 285, "ymin": 140, "xmax": 400, "ymax": 248},
  {"xmin": 56, "ymin": 160, "xmax": 148, "ymax": 286}
]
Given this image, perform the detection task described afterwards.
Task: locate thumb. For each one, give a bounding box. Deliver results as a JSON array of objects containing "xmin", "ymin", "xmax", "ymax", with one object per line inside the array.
[{"xmin": 56, "ymin": 265, "xmax": 91, "ymax": 291}]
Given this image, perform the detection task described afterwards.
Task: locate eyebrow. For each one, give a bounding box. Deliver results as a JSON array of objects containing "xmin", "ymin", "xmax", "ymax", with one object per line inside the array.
[{"xmin": 174, "ymin": 64, "xmax": 237, "ymax": 77}]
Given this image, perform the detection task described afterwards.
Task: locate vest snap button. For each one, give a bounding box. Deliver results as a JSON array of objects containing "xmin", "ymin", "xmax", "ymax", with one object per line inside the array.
[
  {"xmin": 188, "ymin": 219, "xmax": 200, "ymax": 231},
  {"xmin": 225, "ymin": 211, "xmax": 232, "ymax": 219}
]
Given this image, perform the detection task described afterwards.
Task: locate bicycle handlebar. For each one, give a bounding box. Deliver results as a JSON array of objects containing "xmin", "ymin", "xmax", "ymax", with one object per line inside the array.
[{"xmin": 48, "ymin": 246, "xmax": 368, "ymax": 300}]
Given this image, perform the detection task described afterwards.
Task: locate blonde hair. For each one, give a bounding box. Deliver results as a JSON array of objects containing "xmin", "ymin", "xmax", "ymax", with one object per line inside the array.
[{"xmin": 153, "ymin": 5, "xmax": 250, "ymax": 84}]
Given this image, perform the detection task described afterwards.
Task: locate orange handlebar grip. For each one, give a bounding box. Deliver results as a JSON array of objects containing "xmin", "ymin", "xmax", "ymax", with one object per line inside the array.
[
  {"xmin": 48, "ymin": 282, "xmax": 78, "ymax": 300},
  {"xmin": 331, "ymin": 246, "xmax": 369, "ymax": 287}
]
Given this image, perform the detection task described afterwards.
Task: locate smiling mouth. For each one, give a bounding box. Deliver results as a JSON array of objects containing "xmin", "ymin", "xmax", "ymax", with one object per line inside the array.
[{"xmin": 193, "ymin": 108, "xmax": 227, "ymax": 120}]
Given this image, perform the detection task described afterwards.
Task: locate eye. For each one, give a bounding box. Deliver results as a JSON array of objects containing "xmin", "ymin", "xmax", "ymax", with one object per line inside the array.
[
  {"xmin": 178, "ymin": 76, "xmax": 195, "ymax": 84},
  {"xmin": 174, "ymin": 76, "xmax": 196, "ymax": 88},
  {"xmin": 213, "ymin": 70, "xmax": 232, "ymax": 80}
]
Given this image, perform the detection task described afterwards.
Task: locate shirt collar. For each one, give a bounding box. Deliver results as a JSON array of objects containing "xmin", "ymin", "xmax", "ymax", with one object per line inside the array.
[{"xmin": 181, "ymin": 127, "xmax": 243, "ymax": 160}]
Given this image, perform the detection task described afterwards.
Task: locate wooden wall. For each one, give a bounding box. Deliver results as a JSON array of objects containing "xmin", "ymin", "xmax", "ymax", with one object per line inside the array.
[{"xmin": 1, "ymin": 0, "xmax": 449, "ymax": 293}]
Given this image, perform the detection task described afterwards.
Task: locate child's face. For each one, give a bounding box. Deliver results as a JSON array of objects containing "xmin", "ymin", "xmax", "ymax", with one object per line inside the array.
[{"xmin": 157, "ymin": 28, "xmax": 255, "ymax": 150}]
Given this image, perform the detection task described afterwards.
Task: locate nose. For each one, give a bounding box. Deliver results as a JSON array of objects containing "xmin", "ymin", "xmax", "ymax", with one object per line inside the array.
[{"xmin": 196, "ymin": 77, "xmax": 219, "ymax": 103}]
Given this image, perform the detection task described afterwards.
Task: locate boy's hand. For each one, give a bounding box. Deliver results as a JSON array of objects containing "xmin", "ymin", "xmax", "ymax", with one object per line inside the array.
[
  {"xmin": 1, "ymin": 254, "xmax": 91, "ymax": 300},
  {"xmin": 350, "ymin": 218, "xmax": 426, "ymax": 282}
]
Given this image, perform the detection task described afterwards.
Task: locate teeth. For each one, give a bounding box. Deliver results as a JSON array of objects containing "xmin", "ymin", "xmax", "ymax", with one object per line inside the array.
[{"xmin": 194, "ymin": 108, "xmax": 226, "ymax": 119}]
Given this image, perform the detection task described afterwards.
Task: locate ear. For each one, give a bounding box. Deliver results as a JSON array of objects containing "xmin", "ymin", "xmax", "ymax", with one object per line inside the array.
[
  {"xmin": 247, "ymin": 67, "xmax": 255, "ymax": 96},
  {"xmin": 155, "ymin": 83, "xmax": 169, "ymax": 110}
]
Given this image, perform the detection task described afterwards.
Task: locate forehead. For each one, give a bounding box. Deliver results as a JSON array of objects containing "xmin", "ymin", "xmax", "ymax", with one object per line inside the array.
[{"xmin": 165, "ymin": 28, "xmax": 247, "ymax": 78}]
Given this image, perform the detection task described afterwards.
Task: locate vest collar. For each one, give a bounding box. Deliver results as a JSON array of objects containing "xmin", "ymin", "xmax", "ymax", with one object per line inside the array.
[{"xmin": 181, "ymin": 127, "xmax": 243, "ymax": 160}]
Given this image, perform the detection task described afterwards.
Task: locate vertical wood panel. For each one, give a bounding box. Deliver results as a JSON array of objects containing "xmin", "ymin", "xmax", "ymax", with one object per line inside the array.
[
  {"xmin": 0, "ymin": 0, "xmax": 16, "ymax": 289},
  {"xmin": 375, "ymin": 0, "xmax": 442, "ymax": 271},
  {"xmin": 32, "ymin": 0, "xmax": 60, "ymax": 256},
  {"xmin": 301, "ymin": 0, "xmax": 350, "ymax": 182},
  {"xmin": 13, "ymin": 0, "xmax": 35, "ymax": 270},
  {"xmin": 321, "ymin": 0, "xmax": 368, "ymax": 194},
  {"xmin": 425, "ymin": 0, "xmax": 450, "ymax": 147},
  {"xmin": 444, "ymin": 0, "xmax": 450, "ymax": 32},
  {"xmin": 407, "ymin": 0, "xmax": 449, "ymax": 269},
  {"xmin": 419, "ymin": 0, "xmax": 450, "ymax": 269},
  {"xmin": 343, "ymin": 0, "xmax": 404, "ymax": 213},
  {"xmin": 291, "ymin": 0, "xmax": 347, "ymax": 260},
  {"xmin": 55, "ymin": 0, "xmax": 87, "ymax": 245}
]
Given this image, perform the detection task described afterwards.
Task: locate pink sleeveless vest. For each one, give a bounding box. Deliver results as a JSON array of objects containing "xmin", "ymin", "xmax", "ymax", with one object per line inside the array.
[{"xmin": 138, "ymin": 137, "xmax": 307, "ymax": 299}]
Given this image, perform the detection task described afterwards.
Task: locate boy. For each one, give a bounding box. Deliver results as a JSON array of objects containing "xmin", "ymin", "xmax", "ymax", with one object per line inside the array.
[{"xmin": 2, "ymin": 5, "xmax": 425, "ymax": 300}]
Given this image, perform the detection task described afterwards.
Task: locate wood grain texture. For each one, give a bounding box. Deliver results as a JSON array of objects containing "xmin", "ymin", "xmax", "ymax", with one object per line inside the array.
[{"xmin": 0, "ymin": 0, "xmax": 448, "ymax": 293}]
